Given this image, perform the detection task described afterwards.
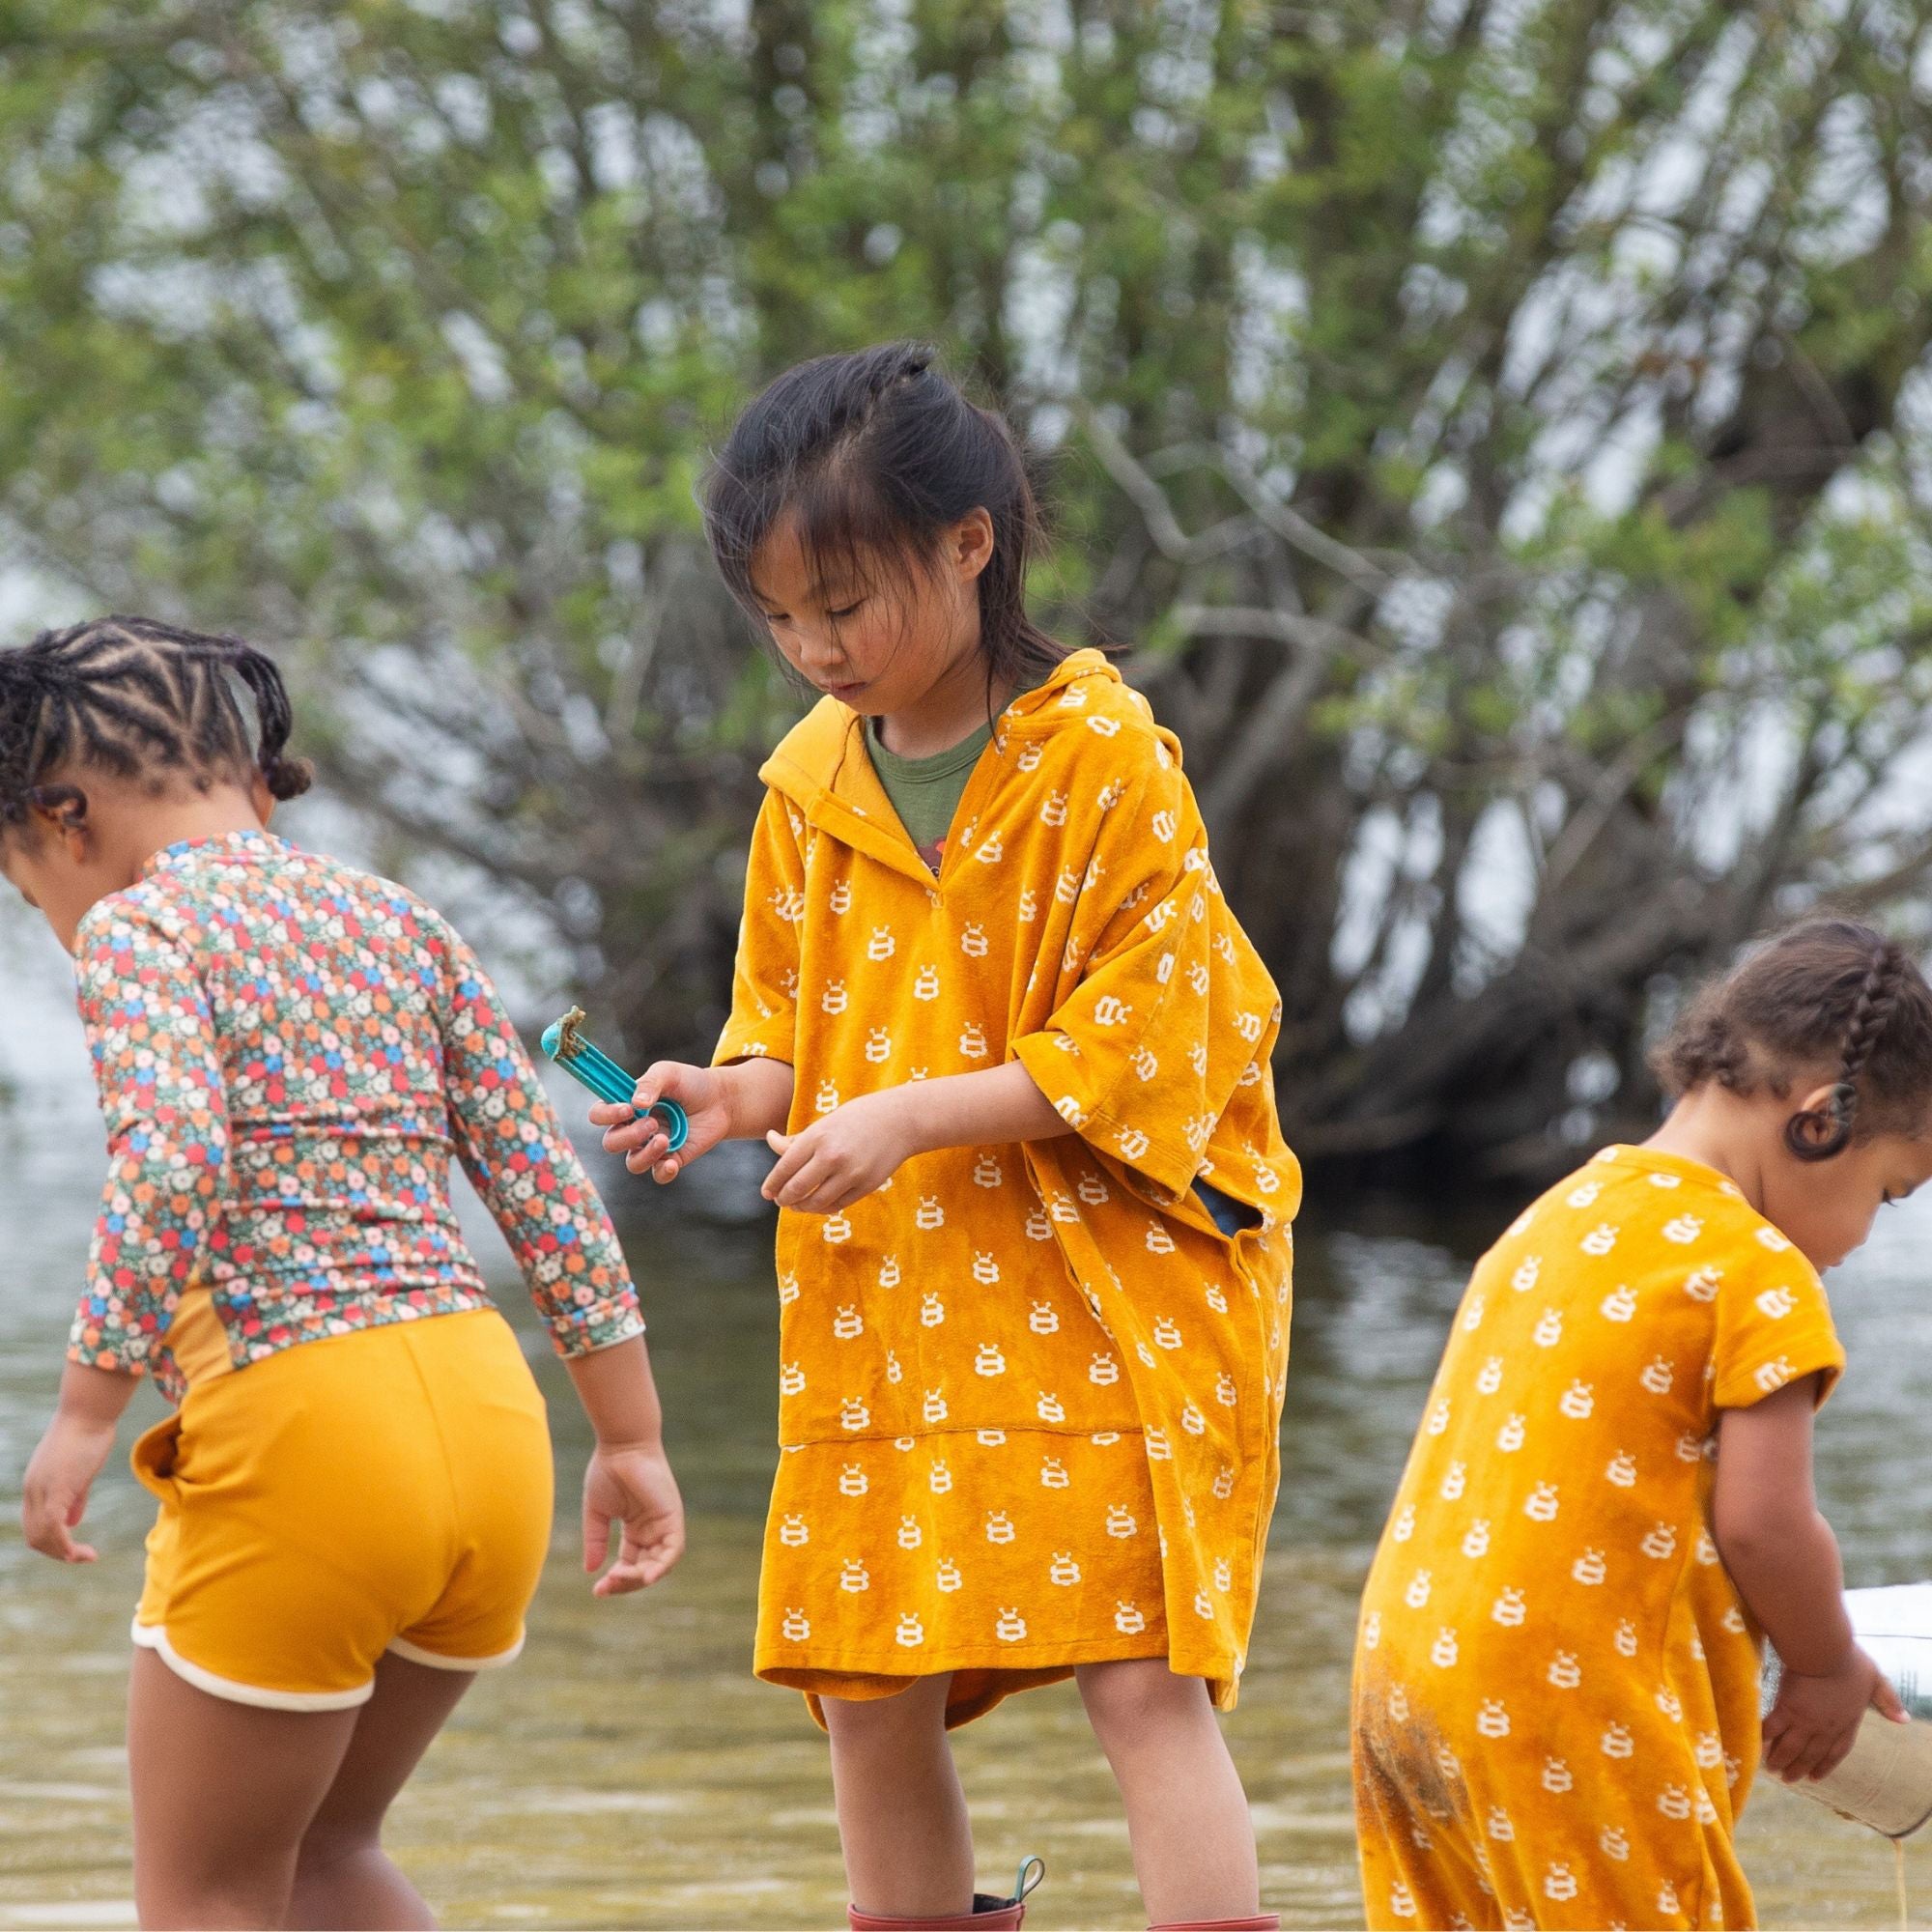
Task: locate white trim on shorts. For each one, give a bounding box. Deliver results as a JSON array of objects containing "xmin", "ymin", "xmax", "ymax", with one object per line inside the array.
[
  {"xmin": 130, "ymin": 1619, "xmax": 377, "ymax": 1713},
  {"xmin": 385, "ymin": 1632, "xmax": 526, "ymax": 1672}
]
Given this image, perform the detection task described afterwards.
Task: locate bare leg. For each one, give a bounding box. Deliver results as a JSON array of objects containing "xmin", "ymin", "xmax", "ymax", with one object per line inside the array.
[
  {"xmin": 823, "ymin": 1674, "xmax": 976, "ymax": 1916},
  {"xmin": 286, "ymin": 1651, "xmax": 476, "ymax": 1930},
  {"xmin": 1077, "ymin": 1658, "xmax": 1261, "ymax": 1924},
  {"xmin": 128, "ymin": 1648, "xmax": 359, "ymax": 1930}
]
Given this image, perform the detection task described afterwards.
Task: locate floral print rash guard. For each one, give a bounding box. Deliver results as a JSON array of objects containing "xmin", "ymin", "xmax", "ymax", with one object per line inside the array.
[{"xmin": 67, "ymin": 830, "xmax": 641, "ymax": 1404}]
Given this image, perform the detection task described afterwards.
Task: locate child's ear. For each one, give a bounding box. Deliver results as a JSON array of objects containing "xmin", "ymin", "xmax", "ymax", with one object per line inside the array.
[
  {"xmin": 952, "ymin": 506, "xmax": 996, "ymax": 582},
  {"xmin": 1793, "ymin": 1082, "xmax": 1841, "ymax": 1121},
  {"xmin": 1785, "ymin": 1080, "xmax": 1852, "ymax": 1158},
  {"xmin": 249, "ymin": 770, "xmax": 276, "ymax": 824},
  {"xmin": 28, "ymin": 782, "xmax": 90, "ymax": 858}
]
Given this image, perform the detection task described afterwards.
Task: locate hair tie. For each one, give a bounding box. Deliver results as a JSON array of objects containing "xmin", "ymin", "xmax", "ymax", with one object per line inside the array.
[{"xmin": 261, "ymin": 753, "xmax": 314, "ymax": 803}]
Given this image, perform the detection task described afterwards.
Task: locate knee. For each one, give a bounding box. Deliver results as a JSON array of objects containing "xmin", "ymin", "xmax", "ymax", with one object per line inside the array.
[
  {"xmin": 295, "ymin": 1817, "xmax": 383, "ymax": 1881},
  {"xmin": 1078, "ymin": 1657, "xmax": 1208, "ymax": 1742},
  {"xmin": 822, "ymin": 1679, "xmax": 950, "ymax": 1756},
  {"xmin": 136, "ymin": 1853, "xmax": 297, "ymax": 1932}
]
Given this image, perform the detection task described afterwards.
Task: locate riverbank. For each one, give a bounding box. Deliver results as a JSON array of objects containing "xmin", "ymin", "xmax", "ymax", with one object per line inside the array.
[{"xmin": 4, "ymin": 901, "xmax": 1930, "ymax": 1924}]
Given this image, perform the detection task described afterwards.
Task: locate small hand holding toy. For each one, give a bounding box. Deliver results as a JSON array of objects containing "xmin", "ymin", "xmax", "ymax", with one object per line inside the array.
[{"xmin": 540, "ymin": 1007, "xmax": 690, "ymax": 1152}]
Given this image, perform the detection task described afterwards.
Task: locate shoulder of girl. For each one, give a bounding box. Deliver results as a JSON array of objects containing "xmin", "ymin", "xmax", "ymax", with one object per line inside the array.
[
  {"xmin": 1024, "ymin": 685, "xmax": 1179, "ymax": 778},
  {"xmin": 1713, "ymin": 1203, "xmax": 1830, "ymax": 1300},
  {"xmin": 74, "ymin": 881, "xmax": 168, "ymax": 951},
  {"xmin": 1754, "ymin": 1215, "xmax": 1827, "ymax": 1286}
]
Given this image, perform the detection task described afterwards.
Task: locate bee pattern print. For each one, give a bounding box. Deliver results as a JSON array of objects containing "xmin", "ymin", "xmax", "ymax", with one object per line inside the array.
[
  {"xmin": 718, "ymin": 652, "xmax": 1298, "ymax": 1726},
  {"xmin": 1351, "ymin": 1146, "xmax": 1844, "ymax": 1930}
]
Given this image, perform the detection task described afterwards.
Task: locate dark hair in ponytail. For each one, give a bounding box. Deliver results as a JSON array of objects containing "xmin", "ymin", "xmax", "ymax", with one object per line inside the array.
[
  {"xmin": 1651, "ymin": 917, "xmax": 1932, "ymax": 1159},
  {"xmin": 701, "ymin": 341, "xmax": 1071, "ymax": 699},
  {"xmin": 0, "ymin": 615, "xmax": 312, "ymax": 837}
]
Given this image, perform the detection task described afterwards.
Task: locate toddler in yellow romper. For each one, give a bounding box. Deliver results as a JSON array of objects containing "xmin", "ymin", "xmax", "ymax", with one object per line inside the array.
[{"xmin": 1353, "ymin": 918, "xmax": 1932, "ymax": 1930}]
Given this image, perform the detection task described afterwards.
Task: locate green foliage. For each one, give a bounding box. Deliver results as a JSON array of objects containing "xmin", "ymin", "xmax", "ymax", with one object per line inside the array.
[{"xmin": 3, "ymin": 0, "xmax": 1931, "ymax": 1177}]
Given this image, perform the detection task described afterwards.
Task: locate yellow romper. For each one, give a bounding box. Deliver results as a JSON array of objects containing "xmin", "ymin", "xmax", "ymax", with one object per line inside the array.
[
  {"xmin": 1352, "ymin": 1145, "xmax": 1844, "ymax": 1931},
  {"xmin": 717, "ymin": 650, "xmax": 1300, "ymax": 1725}
]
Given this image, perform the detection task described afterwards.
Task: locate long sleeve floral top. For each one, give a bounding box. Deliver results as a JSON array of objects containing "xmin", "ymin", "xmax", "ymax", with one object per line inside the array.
[{"xmin": 66, "ymin": 830, "xmax": 641, "ymax": 1404}]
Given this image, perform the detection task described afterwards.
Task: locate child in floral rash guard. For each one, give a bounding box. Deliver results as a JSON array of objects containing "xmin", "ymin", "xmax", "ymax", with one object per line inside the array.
[
  {"xmin": 71, "ymin": 831, "xmax": 642, "ymax": 1396},
  {"xmin": 10, "ymin": 615, "xmax": 683, "ymax": 1930}
]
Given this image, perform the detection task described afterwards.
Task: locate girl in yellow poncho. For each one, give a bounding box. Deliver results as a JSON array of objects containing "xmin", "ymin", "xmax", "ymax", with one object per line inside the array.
[{"xmin": 593, "ymin": 344, "xmax": 1298, "ymax": 1932}]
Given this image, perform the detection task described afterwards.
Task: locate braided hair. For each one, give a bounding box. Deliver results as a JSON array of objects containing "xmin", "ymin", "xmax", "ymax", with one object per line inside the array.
[
  {"xmin": 0, "ymin": 615, "xmax": 312, "ymax": 837},
  {"xmin": 1652, "ymin": 918, "xmax": 1932, "ymax": 1159},
  {"xmin": 702, "ymin": 340, "xmax": 1072, "ymax": 700}
]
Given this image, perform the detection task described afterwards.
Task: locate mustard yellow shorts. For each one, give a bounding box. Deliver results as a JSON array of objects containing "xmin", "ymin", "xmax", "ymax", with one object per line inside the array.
[{"xmin": 131, "ymin": 1305, "xmax": 553, "ymax": 1712}]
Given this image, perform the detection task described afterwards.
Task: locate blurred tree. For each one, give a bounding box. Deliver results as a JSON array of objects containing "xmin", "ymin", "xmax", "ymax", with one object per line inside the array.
[{"xmin": 2, "ymin": 0, "xmax": 1930, "ymax": 1182}]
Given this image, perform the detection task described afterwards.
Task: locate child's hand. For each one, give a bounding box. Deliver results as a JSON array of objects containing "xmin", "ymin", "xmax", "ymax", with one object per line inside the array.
[
  {"xmin": 582, "ymin": 1441, "xmax": 686, "ymax": 1595},
  {"xmin": 1763, "ymin": 1644, "xmax": 1907, "ymax": 1781},
  {"xmin": 592, "ymin": 1062, "xmax": 730, "ymax": 1181},
  {"xmin": 763, "ymin": 1089, "xmax": 921, "ymax": 1213},
  {"xmin": 20, "ymin": 1409, "xmax": 117, "ymax": 1564}
]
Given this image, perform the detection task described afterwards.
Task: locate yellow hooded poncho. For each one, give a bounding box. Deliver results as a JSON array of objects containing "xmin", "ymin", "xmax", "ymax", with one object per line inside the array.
[{"xmin": 715, "ymin": 649, "xmax": 1300, "ymax": 1724}]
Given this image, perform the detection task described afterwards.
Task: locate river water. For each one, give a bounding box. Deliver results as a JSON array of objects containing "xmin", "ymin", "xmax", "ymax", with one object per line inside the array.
[{"xmin": 2, "ymin": 915, "xmax": 1929, "ymax": 1928}]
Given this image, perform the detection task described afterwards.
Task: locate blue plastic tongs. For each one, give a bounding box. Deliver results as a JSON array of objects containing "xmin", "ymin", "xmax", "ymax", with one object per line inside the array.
[{"xmin": 539, "ymin": 1006, "xmax": 690, "ymax": 1153}]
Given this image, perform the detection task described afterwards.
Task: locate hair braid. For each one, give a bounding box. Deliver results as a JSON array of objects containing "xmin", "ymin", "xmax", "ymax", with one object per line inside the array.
[
  {"xmin": 202, "ymin": 637, "xmax": 313, "ymax": 801},
  {"xmin": 0, "ymin": 614, "xmax": 312, "ymax": 832},
  {"xmin": 0, "ymin": 639, "xmax": 83, "ymax": 827},
  {"xmin": 1786, "ymin": 941, "xmax": 1905, "ymax": 1160},
  {"xmin": 1654, "ymin": 917, "xmax": 1932, "ymax": 1158}
]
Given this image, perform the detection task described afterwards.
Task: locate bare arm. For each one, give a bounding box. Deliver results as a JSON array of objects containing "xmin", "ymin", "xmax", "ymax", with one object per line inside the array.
[
  {"xmin": 712, "ymin": 1057, "xmax": 798, "ymax": 1141},
  {"xmin": 564, "ymin": 1332, "xmax": 668, "ymax": 1448},
  {"xmin": 1712, "ymin": 1376, "xmax": 1851, "ymax": 1672},
  {"xmin": 21, "ymin": 1359, "xmax": 142, "ymax": 1563},
  {"xmin": 762, "ymin": 1061, "xmax": 1074, "ymax": 1212},
  {"xmin": 595, "ymin": 1057, "xmax": 1065, "ymax": 1215},
  {"xmin": 562, "ymin": 1335, "xmax": 685, "ymax": 1595},
  {"xmin": 1713, "ymin": 1376, "xmax": 1903, "ymax": 1779},
  {"xmin": 894, "ymin": 1062, "xmax": 1074, "ymax": 1155}
]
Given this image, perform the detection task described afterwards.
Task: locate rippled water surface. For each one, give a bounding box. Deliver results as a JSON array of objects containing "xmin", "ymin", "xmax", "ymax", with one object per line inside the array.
[{"xmin": 4, "ymin": 941, "xmax": 1931, "ymax": 1928}]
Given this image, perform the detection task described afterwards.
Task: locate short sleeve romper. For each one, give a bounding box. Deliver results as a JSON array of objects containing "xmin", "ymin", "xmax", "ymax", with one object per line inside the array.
[{"xmin": 1352, "ymin": 1144, "xmax": 1844, "ymax": 1932}]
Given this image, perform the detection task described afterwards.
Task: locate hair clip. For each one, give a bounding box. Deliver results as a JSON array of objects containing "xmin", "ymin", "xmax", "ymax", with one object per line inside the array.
[{"xmin": 539, "ymin": 1007, "xmax": 689, "ymax": 1153}]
